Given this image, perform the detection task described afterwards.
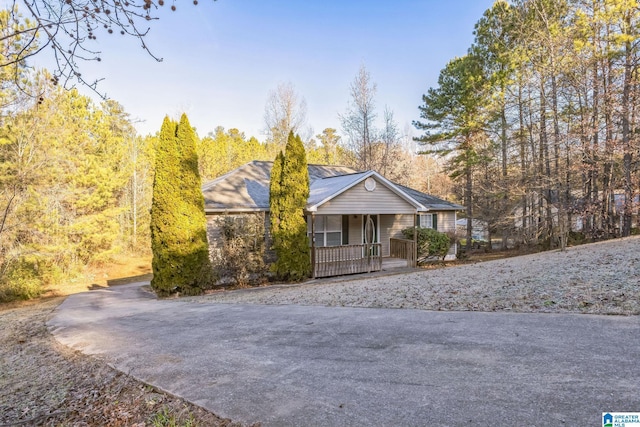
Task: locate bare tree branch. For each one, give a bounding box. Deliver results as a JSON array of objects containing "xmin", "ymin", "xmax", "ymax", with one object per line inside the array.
[{"xmin": 1, "ymin": 0, "xmax": 216, "ymax": 96}]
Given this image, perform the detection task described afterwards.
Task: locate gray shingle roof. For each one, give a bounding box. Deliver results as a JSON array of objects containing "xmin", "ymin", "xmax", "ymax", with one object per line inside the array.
[
  {"xmin": 202, "ymin": 161, "xmax": 358, "ymax": 212},
  {"xmin": 396, "ymin": 184, "xmax": 464, "ymax": 211},
  {"xmin": 202, "ymin": 160, "xmax": 464, "ymax": 212},
  {"xmin": 307, "ymin": 172, "xmax": 370, "ymax": 207}
]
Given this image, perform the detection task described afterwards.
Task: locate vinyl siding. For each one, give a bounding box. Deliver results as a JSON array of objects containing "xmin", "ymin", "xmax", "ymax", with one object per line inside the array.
[
  {"xmin": 316, "ymin": 178, "xmax": 416, "ymax": 215},
  {"xmin": 436, "ymin": 211, "xmax": 457, "ymax": 233},
  {"xmin": 348, "ymin": 215, "xmax": 362, "ymax": 245},
  {"xmin": 380, "ymin": 214, "xmax": 415, "ymax": 257}
]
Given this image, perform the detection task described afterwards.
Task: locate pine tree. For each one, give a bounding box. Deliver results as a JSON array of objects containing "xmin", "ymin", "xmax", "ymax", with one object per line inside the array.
[
  {"xmin": 270, "ymin": 132, "xmax": 311, "ymax": 281},
  {"xmin": 150, "ymin": 114, "xmax": 211, "ymax": 296},
  {"xmin": 414, "ymin": 53, "xmax": 489, "ymax": 251}
]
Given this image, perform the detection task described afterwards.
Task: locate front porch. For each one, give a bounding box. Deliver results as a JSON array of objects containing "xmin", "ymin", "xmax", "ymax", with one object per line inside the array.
[{"xmin": 312, "ymin": 239, "xmax": 416, "ymax": 278}]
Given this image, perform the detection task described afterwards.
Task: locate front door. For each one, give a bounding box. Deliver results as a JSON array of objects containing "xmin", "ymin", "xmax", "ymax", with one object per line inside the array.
[{"xmin": 362, "ymin": 214, "xmax": 380, "ymax": 255}]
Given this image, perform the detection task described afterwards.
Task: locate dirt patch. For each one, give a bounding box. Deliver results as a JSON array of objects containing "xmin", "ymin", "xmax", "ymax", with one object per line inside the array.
[
  {"xmin": 0, "ymin": 298, "xmax": 251, "ymax": 427},
  {"xmin": 42, "ymin": 254, "xmax": 153, "ymax": 298}
]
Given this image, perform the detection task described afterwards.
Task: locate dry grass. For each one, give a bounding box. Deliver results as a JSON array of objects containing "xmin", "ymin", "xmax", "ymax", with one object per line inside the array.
[
  {"xmin": 200, "ymin": 236, "xmax": 640, "ymax": 315},
  {"xmin": 0, "ymin": 254, "xmax": 257, "ymax": 427},
  {"xmin": 42, "ymin": 254, "xmax": 153, "ymax": 298}
]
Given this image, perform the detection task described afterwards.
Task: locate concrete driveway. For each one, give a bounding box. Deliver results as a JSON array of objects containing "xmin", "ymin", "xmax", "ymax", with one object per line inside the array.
[{"xmin": 48, "ymin": 283, "xmax": 640, "ymax": 426}]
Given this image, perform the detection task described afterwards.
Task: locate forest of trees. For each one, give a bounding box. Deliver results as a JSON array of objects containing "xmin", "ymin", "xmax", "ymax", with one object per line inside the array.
[
  {"xmin": 3, "ymin": 0, "xmax": 638, "ymax": 300},
  {"xmin": 416, "ymin": 0, "xmax": 640, "ymax": 249},
  {"xmin": 0, "ymin": 60, "xmax": 439, "ymax": 300},
  {"xmin": 0, "ymin": 81, "xmax": 154, "ymax": 300}
]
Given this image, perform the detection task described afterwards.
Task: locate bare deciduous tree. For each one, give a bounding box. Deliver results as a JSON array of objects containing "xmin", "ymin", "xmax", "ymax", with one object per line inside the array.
[
  {"xmin": 339, "ymin": 64, "xmax": 408, "ymax": 183},
  {"xmin": 339, "ymin": 64, "xmax": 377, "ymax": 170},
  {"xmin": 263, "ymin": 81, "xmax": 307, "ymax": 150}
]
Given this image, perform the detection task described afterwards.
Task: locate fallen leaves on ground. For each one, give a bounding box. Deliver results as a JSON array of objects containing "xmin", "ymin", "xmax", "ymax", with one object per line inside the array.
[{"xmin": 0, "ymin": 299, "xmax": 253, "ymax": 427}]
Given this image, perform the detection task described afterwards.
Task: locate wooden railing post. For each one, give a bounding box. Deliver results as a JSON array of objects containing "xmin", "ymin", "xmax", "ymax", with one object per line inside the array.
[
  {"xmin": 413, "ymin": 216, "xmax": 418, "ymax": 268},
  {"xmin": 313, "ymin": 244, "xmax": 382, "ymax": 278},
  {"xmin": 390, "ymin": 238, "xmax": 417, "ymax": 268},
  {"xmin": 310, "ymin": 212, "xmax": 316, "ymax": 279}
]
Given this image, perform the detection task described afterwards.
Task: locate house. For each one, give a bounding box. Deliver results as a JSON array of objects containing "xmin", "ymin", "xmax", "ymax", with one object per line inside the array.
[
  {"xmin": 202, "ymin": 161, "xmax": 463, "ymax": 278},
  {"xmin": 456, "ymin": 218, "xmax": 489, "ymax": 243}
]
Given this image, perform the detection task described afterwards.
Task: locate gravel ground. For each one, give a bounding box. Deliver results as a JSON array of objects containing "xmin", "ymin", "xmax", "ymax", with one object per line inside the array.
[{"xmin": 199, "ymin": 236, "xmax": 640, "ymax": 315}]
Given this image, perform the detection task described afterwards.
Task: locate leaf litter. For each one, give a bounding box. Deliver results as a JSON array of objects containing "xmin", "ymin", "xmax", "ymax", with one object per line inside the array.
[{"xmin": 0, "ymin": 298, "xmax": 255, "ymax": 427}]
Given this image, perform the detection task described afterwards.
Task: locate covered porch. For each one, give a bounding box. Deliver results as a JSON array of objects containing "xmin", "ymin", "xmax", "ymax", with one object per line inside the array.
[
  {"xmin": 306, "ymin": 172, "xmax": 459, "ymax": 279},
  {"xmin": 309, "ymin": 214, "xmax": 418, "ymax": 278},
  {"xmin": 312, "ymin": 244, "xmax": 415, "ymax": 278}
]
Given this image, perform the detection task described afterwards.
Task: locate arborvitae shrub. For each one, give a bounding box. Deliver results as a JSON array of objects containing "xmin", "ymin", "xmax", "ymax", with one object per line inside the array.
[
  {"xmin": 150, "ymin": 114, "xmax": 212, "ymax": 296},
  {"xmin": 269, "ymin": 132, "xmax": 311, "ymax": 281}
]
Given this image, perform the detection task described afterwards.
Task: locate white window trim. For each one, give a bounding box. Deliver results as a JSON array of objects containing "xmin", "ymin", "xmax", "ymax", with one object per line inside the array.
[
  {"xmin": 308, "ymin": 215, "xmax": 342, "ymax": 247},
  {"xmin": 419, "ymin": 213, "xmax": 434, "ymax": 229}
]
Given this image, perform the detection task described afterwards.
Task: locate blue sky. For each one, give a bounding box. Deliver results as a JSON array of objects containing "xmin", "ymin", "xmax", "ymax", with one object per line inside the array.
[{"xmin": 30, "ymin": 0, "xmax": 496, "ymax": 140}]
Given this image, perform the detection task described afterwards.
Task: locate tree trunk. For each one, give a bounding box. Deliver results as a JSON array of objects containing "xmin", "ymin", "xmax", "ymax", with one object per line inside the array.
[
  {"xmin": 601, "ymin": 54, "xmax": 615, "ymax": 237},
  {"xmin": 621, "ymin": 13, "xmax": 634, "ymax": 237},
  {"xmin": 539, "ymin": 80, "xmax": 554, "ymax": 247},
  {"xmin": 500, "ymin": 103, "xmax": 509, "ymax": 250},
  {"xmin": 465, "ymin": 159, "xmax": 473, "ymax": 252},
  {"xmin": 591, "ymin": 55, "xmax": 600, "ymax": 235}
]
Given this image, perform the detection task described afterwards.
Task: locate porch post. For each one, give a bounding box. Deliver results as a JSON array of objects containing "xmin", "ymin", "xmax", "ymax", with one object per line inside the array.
[
  {"xmin": 413, "ymin": 213, "xmax": 418, "ymax": 268},
  {"xmin": 453, "ymin": 210, "xmax": 458, "ymax": 258},
  {"xmin": 311, "ymin": 212, "xmax": 316, "ymax": 279}
]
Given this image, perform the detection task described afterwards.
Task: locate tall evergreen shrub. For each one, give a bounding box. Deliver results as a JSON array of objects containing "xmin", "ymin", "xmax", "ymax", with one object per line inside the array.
[
  {"xmin": 269, "ymin": 151, "xmax": 285, "ymax": 252},
  {"xmin": 269, "ymin": 132, "xmax": 311, "ymax": 281},
  {"xmin": 150, "ymin": 114, "xmax": 211, "ymax": 296}
]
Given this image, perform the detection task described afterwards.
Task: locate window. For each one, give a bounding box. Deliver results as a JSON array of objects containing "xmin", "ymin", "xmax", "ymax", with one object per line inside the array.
[
  {"xmin": 307, "ymin": 215, "xmax": 342, "ymax": 247},
  {"xmin": 419, "ymin": 213, "xmax": 437, "ymax": 230}
]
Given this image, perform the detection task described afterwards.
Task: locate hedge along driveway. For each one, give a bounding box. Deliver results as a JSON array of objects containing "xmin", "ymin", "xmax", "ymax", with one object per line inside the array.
[{"xmin": 48, "ymin": 283, "xmax": 640, "ymax": 426}]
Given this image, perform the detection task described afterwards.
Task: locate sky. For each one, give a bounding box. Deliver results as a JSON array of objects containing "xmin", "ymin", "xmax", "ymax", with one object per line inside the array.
[{"xmin": 29, "ymin": 0, "xmax": 496, "ymax": 142}]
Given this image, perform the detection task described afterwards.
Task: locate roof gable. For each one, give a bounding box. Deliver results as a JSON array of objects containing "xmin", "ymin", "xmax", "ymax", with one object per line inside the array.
[
  {"xmin": 307, "ymin": 172, "xmax": 370, "ymax": 208},
  {"xmin": 307, "ymin": 171, "xmax": 424, "ymax": 212}
]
